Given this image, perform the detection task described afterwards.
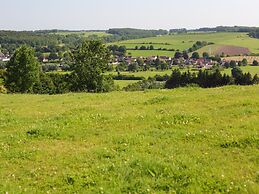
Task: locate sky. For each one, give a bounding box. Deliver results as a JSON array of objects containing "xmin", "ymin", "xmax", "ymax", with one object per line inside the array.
[{"xmin": 0, "ymin": 0, "xmax": 259, "ymax": 30}]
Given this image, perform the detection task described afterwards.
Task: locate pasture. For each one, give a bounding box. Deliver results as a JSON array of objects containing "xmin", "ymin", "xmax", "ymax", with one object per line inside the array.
[
  {"xmin": 115, "ymin": 32, "xmax": 259, "ymax": 57},
  {"xmin": 0, "ymin": 85, "xmax": 258, "ymax": 193},
  {"xmin": 53, "ymin": 31, "xmax": 111, "ymax": 37}
]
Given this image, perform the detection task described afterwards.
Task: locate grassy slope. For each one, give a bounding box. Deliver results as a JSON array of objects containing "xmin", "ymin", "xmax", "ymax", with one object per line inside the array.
[
  {"xmin": 54, "ymin": 31, "xmax": 111, "ymax": 37},
  {"xmin": 115, "ymin": 32, "xmax": 259, "ymax": 57},
  {"xmin": 0, "ymin": 86, "xmax": 258, "ymax": 193}
]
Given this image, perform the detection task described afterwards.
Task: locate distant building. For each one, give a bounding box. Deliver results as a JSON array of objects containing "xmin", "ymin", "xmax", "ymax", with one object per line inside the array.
[{"xmin": 0, "ymin": 52, "xmax": 10, "ymax": 62}]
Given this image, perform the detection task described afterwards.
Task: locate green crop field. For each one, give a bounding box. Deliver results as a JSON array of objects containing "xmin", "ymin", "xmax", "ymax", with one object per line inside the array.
[
  {"xmin": 115, "ymin": 32, "xmax": 259, "ymax": 57},
  {"xmin": 0, "ymin": 85, "xmax": 258, "ymax": 193}
]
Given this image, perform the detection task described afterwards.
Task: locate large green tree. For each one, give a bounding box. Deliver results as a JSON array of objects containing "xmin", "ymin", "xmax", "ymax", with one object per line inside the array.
[
  {"xmin": 71, "ymin": 40, "xmax": 112, "ymax": 92},
  {"xmin": 5, "ymin": 45, "xmax": 39, "ymax": 93}
]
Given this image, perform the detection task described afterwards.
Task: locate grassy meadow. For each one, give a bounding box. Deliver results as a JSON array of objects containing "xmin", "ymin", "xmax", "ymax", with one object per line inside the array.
[
  {"xmin": 115, "ymin": 32, "xmax": 259, "ymax": 57},
  {"xmin": 53, "ymin": 31, "xmax": 111, "ymax": 37},
  {"xmin": 0, "ymin": 85, "xmax": 259, "ymax": 193}
]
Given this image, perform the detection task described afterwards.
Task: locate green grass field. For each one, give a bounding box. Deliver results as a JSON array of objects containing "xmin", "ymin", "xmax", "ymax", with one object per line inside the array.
[
  {"xmin": 114, "ymin": 32, "xmax": 259, "ymax": 57},
  {"xmin": 0, "ymin": 85, "xmax": 258, "ymax": 193},
  {"xmin": 114, "ymin": 80, "xmax": 139, "ymax": 89},
  {"xmin": 53, "ymin": 31, "xmax": 111, "ymax": 37}
]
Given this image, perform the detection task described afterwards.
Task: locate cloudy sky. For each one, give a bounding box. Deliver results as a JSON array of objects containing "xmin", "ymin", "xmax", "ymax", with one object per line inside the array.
[{"xmin": 0, "ymin": 0, "xmax": 259, "ymax": 30}]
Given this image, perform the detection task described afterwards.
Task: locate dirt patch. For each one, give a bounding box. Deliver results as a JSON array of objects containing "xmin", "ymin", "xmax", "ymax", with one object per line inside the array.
[{"xmin": 216, "ymin": 45, "xmax": 250, "ymax": 56}]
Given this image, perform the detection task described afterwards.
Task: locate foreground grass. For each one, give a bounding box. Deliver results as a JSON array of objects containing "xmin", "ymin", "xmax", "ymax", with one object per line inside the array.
[{"xmin": 0, "ymin": 86, "xmax": 259, "ymax": 193}]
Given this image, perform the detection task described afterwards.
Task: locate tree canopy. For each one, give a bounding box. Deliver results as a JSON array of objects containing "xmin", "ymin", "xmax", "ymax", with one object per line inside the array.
[
  {"xmin": 5, "ymin": 45, "xmax": 39, "ymax": 93},
  {"xmin": 70, "ymin": 40, "xmax": 112, "ymax": 92}
]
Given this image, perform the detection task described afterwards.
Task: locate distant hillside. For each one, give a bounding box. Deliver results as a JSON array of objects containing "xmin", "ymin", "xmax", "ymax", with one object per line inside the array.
[
  {"xmin": 107, "ymin": 28, "xmax": 168, "ymax": 40},
  {"xmin": 115, "ymin": 32, "xmax": 259, "ymax": 57},
  {"xmin": 192, "ymin": 26, "xmax": 259, "ymax": 33}
]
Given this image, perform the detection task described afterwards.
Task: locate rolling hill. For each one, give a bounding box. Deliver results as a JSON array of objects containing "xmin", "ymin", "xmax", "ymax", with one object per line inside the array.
[{"xmin": 114, "ymin": 32, "xmax": 259, "ymax": 57}]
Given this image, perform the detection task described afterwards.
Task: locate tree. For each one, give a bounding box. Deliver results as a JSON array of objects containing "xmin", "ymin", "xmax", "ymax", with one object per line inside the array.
[
  {"xmin": 241, "ymin": 58, "xmax": 248, "ymax": 66},
  {"xmin": 70, "ymin": 40, "xmax": 112, "ymax": 92},
  {"xmin": 150, "ymin": 45, "xmax": 154, "ymax": 50},
  {"xmin": 191, "ymin": 52, "xmax": 200, "ymax": 59},
  {"xmin": 202, "ymin": 52, "xmax": 209, "ymax": 59},
  {"xmin": 174, "ymin": 51, "xmax": 182, "ymax": 59},
  {"xmin": 182, "ymin": 51, "xmax": 189, "ymax": 60},
  {"xmin": 230, "ymin": 60, "xmax": 237, "ymax": 68},
  {"xmin": 140, "ymin": 46, "xmax": 147, "ymax": 50},
  {"xmin": 128, "ymin": 62, "xmax": 139, "ymax": 72},
  {"xmin": 252, "ymin": 60, "xmax": 258, "ymax": 66},
  {"xmin": 48, "ymin": 52, "xmax": 59, "ymax": 61},
  {"xmin": 5, "ymin": 45, "xmax": 39, "ymax": 93},
  {"xmin": 231, "ymin": 67, "xmax": 243, "ymax": 84}
]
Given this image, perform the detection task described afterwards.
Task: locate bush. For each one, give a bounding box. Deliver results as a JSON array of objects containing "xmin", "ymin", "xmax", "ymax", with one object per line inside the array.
[
  {"xmin": 0, "ymin": 85, "xmax": 7, "ymax": 94},
  {"xmin": 102, "ymin": 75, "xmax": 118, "ymax": 92},
  {"xmin": 33, "ymin": 73, "xmax": 71, "ymax": 94},
  {"xmin": 123, "ymin": 78, "xmax": 165, "ymax": 91},
  {"xmin": 113, "ymin": 74, "xmax": 144, "ymax": 80}
]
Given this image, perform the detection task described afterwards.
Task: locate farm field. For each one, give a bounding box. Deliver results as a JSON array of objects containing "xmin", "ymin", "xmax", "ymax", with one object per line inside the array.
[
  {"xmin": 223, "ymin": 56, "xmax": 259, "ymax": 64},
  {"xmin": 0, "ymin": 86, "xmax": 258, "ymax": 193},
  {"xmin": 115, "ymin": 32, "xmax": 259, "ymax": 57}
]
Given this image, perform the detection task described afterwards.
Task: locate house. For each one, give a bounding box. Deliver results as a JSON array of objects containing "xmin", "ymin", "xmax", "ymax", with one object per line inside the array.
[{"xmin": 0, "ymin": 52, "xmax": 10, "ymax": 62}]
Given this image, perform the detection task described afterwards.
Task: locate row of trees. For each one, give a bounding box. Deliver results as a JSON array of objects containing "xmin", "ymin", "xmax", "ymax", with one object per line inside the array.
[
  {"xmin": 165, "ymin": 68, "xmax": 259, "ymax": 89},
  {"xmin": 3, "ymin": 41, "xmax": 116, "ymax": 94},
  {"xmin": 188, "ymin": 41, "xmax": 214, "ymax": 53}
]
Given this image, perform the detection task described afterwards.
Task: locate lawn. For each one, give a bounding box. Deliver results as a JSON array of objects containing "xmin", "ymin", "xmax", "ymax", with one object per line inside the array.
[
  {"xmin": 0, "ymin": 86, "xmax": 258, "ymax": 193},
  {"xmin": 114, "ymin": 32, "xmax": 259, "ymax": 57}
]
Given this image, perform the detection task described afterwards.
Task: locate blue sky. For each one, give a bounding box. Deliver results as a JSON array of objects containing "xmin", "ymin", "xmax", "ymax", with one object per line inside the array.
[{"xmin": 0, "ymin": 0, "xmax": 259, "ymax": 30}]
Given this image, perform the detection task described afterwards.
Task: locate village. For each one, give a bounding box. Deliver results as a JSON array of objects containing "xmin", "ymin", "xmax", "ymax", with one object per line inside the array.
[{"xmin": 112, "ymin": 54, "xmax": 235, "ymax": 71}]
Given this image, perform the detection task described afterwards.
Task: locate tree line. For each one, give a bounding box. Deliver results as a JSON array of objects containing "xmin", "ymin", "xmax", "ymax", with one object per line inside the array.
[{"xmin": 165, "ymin": 68, "xmax": 259, "ymax": 89}]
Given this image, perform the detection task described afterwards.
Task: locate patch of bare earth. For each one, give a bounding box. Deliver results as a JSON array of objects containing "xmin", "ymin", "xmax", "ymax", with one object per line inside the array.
[{"xmin": 216, "ymin": 45, "xmax": 250, "ymax": 56}]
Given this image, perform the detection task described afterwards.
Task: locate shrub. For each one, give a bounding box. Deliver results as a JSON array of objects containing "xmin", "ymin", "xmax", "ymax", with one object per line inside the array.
[
  {"xmin": 0, "ymin": 85, "xmax": 7, "ymax": 94},
  {"xmin": 113, "ymin": 74, "xmax": 144, "ymax": 80},
  {"xmin": 33, "ymin": 73, "xmax": 71, "ymax": 94},
  {"xmin": 123, "ymin": 78, "xmax": 165, "ymax": 91}
]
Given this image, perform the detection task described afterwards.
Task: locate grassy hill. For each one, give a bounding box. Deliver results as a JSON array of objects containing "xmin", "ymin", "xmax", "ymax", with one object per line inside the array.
[
  {"xmin": 115, "ymin": 32, "xmax": 259, "ymax": 57},
  {"xmin": 53, "ymin": 31, "xmax": 111, "ymax": 37},
  {"xmin": 0, "ymin": 85, "xmax": 258, "ymax": 193}
]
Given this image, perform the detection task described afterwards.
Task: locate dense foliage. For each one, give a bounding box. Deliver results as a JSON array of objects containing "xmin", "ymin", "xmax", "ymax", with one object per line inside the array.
[
  {"xmin": 5, "ymin": 45, "xmax": 40, "ymax": 93},
  {"xmin": 249, "ymin": 29, "xmax": 259, "ymax": 39},
  {"xmin": 165, "ymin": 68, "xmax": 258, "ymax": 89},
  {"xmin": 70, "ymin": 40, "xmax": 114, "ymax": 92}
]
